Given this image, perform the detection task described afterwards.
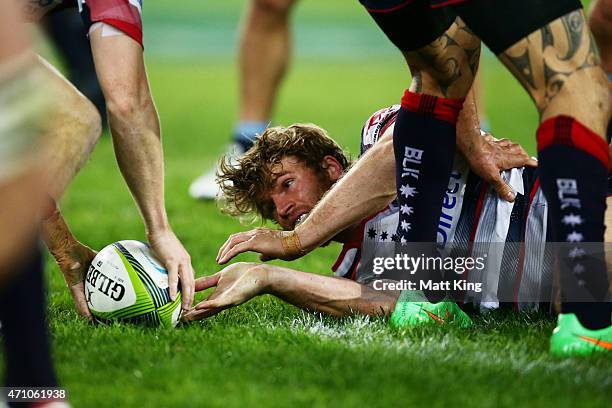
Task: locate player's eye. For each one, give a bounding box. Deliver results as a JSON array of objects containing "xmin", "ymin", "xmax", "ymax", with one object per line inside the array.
[{"xmin": 283, "ymin": 179, "xmax": 294, "ymax": 188}]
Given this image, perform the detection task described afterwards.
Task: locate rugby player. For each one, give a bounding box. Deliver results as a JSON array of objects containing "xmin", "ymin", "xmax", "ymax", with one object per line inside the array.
[
  {"xmin": 189, "ymin": 0, "xmax": 296, "ymax": 199},
  {"xmin": 0, "ymin": 1, "xmax": 67, "ymax": 405},
  {"xmin": 183, "ymin": 110, "xmax": 564, "ymax": 325},
  {"xmin": 20, "ymin": 0, "xmax": 195, "ymax": 317},
  {"xmin": 216, "ymin": 1, "xmax": 612, "ymax": 357}
]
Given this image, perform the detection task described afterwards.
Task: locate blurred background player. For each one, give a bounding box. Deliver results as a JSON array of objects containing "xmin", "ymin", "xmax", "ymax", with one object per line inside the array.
[
  {"xmin": 589, "ymin": 0, "xmax": 612, "ymax": 142},
  {"xmin": 0, "ymin": 1, "xmax": 67, "ymax": 406},
  {"xmin": 189, "ymin": 0, "xmax": 296, "ymax": 199},
  {"xmin": 187, "ymin": 0, "xmax": 492, "ymax": 200},
  {"xmin": 21, "ymin": 0, "xmax": 195, "ymax": 317}
]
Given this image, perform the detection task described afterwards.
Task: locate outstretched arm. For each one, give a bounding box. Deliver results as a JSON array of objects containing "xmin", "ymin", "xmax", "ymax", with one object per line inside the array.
[
  {"xmin": 89, "ymin": 28, "xmax": 194, "ymax": 309},
  {"xmin": 183, "ymin": 263, "xmax": 399, "ymax": 321},
  {"xmin": 216, "ymin": 91, "xmax": 536, "ymax": 264}
]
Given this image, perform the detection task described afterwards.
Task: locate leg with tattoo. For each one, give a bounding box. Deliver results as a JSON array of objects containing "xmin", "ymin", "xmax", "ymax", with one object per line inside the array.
[
  {"xmin": 456, "ymin": 1, "xmax": 612, "ymax": 332},
  {"xmin": 362, "ymin": 0, "xmax": 483, "ymax": 303},
  {"xmin": 393, "ymin": 18, "xmax": 480, "ymax": 247},
  {"xmin": 504, "ymin": 11, "xmax": 611, "ymax": 331},
  {"xmin": 589, "ymin": 0, "xmax": 612, "ymax": 143}
]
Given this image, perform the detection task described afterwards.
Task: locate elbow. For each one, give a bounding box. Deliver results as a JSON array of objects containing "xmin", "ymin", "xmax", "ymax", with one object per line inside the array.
[
  {"xmin": 372, "ymin": 133, "xmax": 398, "ymax": 199},
  {"xmin": 67, "ymin": 95, "xmax": 102, "ymax": 147},
  {"xmin": 82, "ymin": 99, "xmax": 103, "ymax": 145},
  {"xmin": 105, "ymin": 90, "xmax": 153, "ymax": 124}
]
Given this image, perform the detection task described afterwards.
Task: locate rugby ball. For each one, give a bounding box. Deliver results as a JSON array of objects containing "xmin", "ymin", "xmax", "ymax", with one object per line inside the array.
[{"xmin": 85, "ymin": 240, "xmax": 182, "ymax": 327}]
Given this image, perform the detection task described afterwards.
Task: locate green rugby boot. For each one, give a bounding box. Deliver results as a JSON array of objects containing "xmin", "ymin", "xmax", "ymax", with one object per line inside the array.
[
  {"xmin": 390, "ymin": 297, "xmax": 472, "ymax": 329},
  {"xmin": 550, "ymin": 313, "xmax": 612, "ymax": 357}
]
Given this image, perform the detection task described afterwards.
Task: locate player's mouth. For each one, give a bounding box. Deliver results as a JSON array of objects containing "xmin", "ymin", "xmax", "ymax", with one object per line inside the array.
[{"xmin": 293, "ymin": 212, "xmax": 309, "ymax": 228}]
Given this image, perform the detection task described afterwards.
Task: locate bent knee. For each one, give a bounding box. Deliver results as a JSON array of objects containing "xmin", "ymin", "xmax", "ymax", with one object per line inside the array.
[
  {"xmin": 54, "ymin": 89, "xmax": 103, "ymax": 143},
  {"xmin": 105, "ymin": 90, "xmax": 151, "ymax": 121},
  {"xmin": 80, "ymin": 98, "xmax": 103, "ymax": 140},
  {"xmin": 68, "ymin": 96, "xmax": 102, "ymax": 145}
]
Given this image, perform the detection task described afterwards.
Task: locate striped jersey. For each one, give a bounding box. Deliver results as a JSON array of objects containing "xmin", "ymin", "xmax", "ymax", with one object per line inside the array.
[{"xmin": 333, "ymin": 105, "xmax": 553, "ymax": 312}]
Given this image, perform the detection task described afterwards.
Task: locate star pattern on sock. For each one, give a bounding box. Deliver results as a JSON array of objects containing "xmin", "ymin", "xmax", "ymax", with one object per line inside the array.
[
  {"xmin": 400, "ymin": 205, "xmax": 414, "ymax": 216},
  {"xmin": 562, "ymin": 213, "xmax": 583, "ymax": 227},
  {"xmin": 566, "ymin": 231, "xmax": 584, "ymax": 243},
  {"xmin": 568, "ymin": 247, "xmax": 586, "ymax": 259},
  {"xmin": 399, "ymin": 184, "xmax": 417, "ymax": 198},
  {"xmin": 573, "ymin": 263, "xmax": 585, "ymax": 275}
]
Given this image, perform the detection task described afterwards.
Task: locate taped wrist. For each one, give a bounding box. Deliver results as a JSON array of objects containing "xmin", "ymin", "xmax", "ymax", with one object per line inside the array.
[{"xmin": 281, "ymin": 231, "xmax": 307, "ymax": 258}]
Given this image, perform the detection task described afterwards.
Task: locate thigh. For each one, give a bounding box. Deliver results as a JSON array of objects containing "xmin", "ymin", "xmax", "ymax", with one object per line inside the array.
[
  {"xmin": 360, "ymin": 0, "xmax": 457, "ymax": 51},
  {"xmin": 402, "ymin": 17, "xmax": 481, "ymax": 98},
  {"xmin": 454, "ymin": 0, "xmax": 582, "ymax": 55},
  {"xmin": 456, "ymin": 0, "xmax": 609, "ymax": 131},
  {"xmin": 360, "ymin": 0, "xmax": 480, "ymax": 98}
]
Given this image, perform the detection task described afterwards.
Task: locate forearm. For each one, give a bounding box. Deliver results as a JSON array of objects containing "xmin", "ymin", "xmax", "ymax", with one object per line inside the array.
[
  {"xmin": 296, "ymin": 134, "xmax": 396, "ymax": 251},
  {"xmin": 108, "ymin": 97, "xmax": 169, "ymax": 234},
  {"xmin": 455, "ymin": 88, "xmax": 484, "ymax": 161},
  {"xmin": 265, "ymin": 266, "xmax": 398, "ymax": 317},
  {"xmin": 90, "ymin": 31, "xmax": 170, "ymax": 235}
]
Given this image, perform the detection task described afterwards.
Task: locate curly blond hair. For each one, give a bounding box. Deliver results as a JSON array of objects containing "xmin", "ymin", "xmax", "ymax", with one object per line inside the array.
[{"xmin": 217, "ymin": 124, "xmax": 350, "ymax": 222}]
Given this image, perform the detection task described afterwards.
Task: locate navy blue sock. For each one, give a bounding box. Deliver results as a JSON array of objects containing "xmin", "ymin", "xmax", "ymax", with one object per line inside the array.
[
  {"xmin": 537, "ymin": 116, "xmax": 612, "ymax": 330},
  {"xmin": 394, "ymin": 90, "xmax": 464, "ymax": 244},
  {"xmin": 393, "ymin": 91, "xmax": 464, "ymax": 302},
  {"xmin": 233, "ymin": 121, "xmax": 268, "ymax": 152}
]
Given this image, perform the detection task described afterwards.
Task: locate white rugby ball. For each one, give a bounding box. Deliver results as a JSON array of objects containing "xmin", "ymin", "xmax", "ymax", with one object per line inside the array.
[{"xmin": 85, "ymin": 240, "xmax": 182, "ymax": 327}]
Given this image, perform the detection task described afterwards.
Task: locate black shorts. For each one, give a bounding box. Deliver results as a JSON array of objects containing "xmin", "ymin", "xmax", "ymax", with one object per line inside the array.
[
  {"xmin": 359, "ymin": 0, "xmax": 457, "ymax": 51},
  {"xmin": 453, "ymin": 0, "xmax": 582, "ymax": 54},
  {"xmin": 360, "ymin": 0, "xmax": 582, "ymax": 54}
]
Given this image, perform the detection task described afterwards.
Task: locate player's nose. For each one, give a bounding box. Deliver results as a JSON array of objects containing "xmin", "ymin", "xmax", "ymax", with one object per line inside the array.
[{"xmin": 277, "ymin": 199, "xmax": 295, "ymax": 219}]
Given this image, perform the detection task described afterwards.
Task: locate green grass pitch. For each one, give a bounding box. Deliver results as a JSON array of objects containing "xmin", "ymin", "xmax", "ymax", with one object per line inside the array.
[{"xmin": 2, "ymin": 1, "xmax": 611, "ymax": 407}]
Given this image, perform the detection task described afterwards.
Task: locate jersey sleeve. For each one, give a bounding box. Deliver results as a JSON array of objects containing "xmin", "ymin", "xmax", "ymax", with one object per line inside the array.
[
  {"xmin": 359, "ymin": 105, "xmax": 400, "ymax": 156},
  {"xmin": 79, "ymin": 0, "xmax": 143, "ymax": 47}
]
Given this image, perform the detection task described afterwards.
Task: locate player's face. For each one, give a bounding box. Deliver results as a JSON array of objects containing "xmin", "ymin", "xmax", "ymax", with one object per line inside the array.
[{"xmin": 268, "ymin": 156, "xmax": 335, "ymax": 230}]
